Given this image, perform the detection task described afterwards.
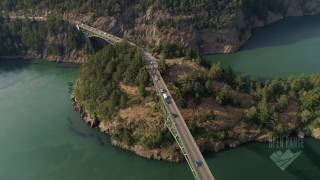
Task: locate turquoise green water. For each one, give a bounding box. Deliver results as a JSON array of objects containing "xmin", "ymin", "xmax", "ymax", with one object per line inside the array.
[
  {"xmin": 205, "ymin": 15, "xmax": 320, "ymax": 78},
  {"xmin": 0, "ymin": 60, "xmax": 319, "ymax": 180},
  {"xmin": 1, "ymin": 15, "xmax": 320, "ymax": 180},
  {"xmin": 0, "ymin": 60, "xmax": 192, "ymax": 180}
]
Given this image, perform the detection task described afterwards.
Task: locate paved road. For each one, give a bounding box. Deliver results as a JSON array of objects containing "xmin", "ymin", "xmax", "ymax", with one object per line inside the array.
[
  {"xmin": 145, "ymin": 53, "xmax": 215, "ymax": 180},
  {"xmin": 78, "ymin": 25, "xmax": 216, "ymax": 179},
  {"xmin": 7, "ymin": 15, "xmax": 215, "ymax": 180}
]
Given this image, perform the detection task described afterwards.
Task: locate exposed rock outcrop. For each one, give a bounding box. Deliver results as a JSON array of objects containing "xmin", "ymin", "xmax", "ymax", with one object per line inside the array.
[
  {"xmin": 200, "ymin": 0, "xmax": 320, "ymax": 54},
  {"xmin": 71, "ymin": 94, "xmax": 184, "ymax": 162},
  {"xmin": 5, "ymin": 0, "xmax": 320, "ymax": 55},
  {"xmin": 25, "ymin": 49, "xmax": 87, "ymax": 64},
  {"xmin": 312, "ymin": 128, "xmax": 320, "ymax": 140}
]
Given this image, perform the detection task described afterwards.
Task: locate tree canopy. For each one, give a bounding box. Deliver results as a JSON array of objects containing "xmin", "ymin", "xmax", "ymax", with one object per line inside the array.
[{"xmin": 75, "ymin": 41, "xmax": 149, "ymax": 120}]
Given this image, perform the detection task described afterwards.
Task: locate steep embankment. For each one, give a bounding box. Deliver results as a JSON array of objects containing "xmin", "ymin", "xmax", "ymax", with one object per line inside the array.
[
  {"xmin": 2, "ymin": 0, "xmax": 320, "ymax": 55},
  {"xmin": 204, "ymin": 0, "xmax": 320, "ymax": 54},
  {"xmin": 0, "ymin": 16, "xmax": 90, "ymax": 63}
]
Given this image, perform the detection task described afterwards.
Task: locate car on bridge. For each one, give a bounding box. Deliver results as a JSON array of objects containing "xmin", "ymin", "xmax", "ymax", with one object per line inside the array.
[
  {"xmin": 162, "ymin": 93, "xmax": 171, "ymax": 104},
  {"xmin": 160, "ymin": 88, "xmax": 166, "ymax": 93},
  {"xmin": 171, "ymin": 113, "xmax": 178, "ymax": 118},
  {"xmin": 195, "ymin": 160, "xmax": 203, "ymax": 169}
]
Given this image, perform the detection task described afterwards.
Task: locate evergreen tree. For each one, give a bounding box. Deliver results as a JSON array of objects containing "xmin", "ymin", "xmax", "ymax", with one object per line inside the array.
[
  {"xmin": 209, "ymin": 63, "xmax": 223, "ymax": 80},
  {"xmin": 159, "ymin": 55, "xmax": 167, "ymax": 74}
]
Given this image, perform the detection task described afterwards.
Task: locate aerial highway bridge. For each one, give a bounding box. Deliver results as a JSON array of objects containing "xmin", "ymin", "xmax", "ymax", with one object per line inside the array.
[{"xmin": 8, "ymin": 15, "xmax": 215, "ymax": 180}]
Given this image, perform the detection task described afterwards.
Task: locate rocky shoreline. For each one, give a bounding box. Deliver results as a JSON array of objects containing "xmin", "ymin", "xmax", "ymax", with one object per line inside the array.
[
  {"xmin": 70, "ymin": 92, "xmax": 184, "ymax": 162},
  {"xmin": 0, "ymin": 51, "xmax": 87, "ymax": 63},
  {"xmin": 70, "ymin": 79, "xmax": 320, "ymax": 163}
]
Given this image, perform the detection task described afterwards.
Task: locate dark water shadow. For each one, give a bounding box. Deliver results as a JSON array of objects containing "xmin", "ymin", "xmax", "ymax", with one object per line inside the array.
[
  {"xmin": 285, "ymin": 139, "xmax": 320, "ymax": 180},
  {"xmin": 241, "ymin": 15, "xmax": 320, "ymax": 51},
  {"xmin": 67, "ymin": 116, "xmax": 95, "ymax": 138},
  {"xmin": 297, "ymin": 139, "xmax": 320, "ymax": 170},
  {"xmin": 243, "ymin": 139, "xmax": 320, "ymax": 180},
  {"xmin": 285, "ymin": 141, "xmax": 320, "ymax": 180},
  {"xmin": 0, "ymin": 58, "xmax": 31, "ymax": 72},
  {"xmin": 67, "ymin": 114, "xmax": 111, "ymax": 147}
]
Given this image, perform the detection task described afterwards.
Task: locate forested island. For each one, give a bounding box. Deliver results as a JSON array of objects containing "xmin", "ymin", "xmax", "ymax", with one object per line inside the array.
[
  {"xmin": 71, "ymin": 41, "xmax": 320, "ymax": 161},
  {"xmin": 0, "ymin": 0, "xmax": 320, "ymax": 161}
]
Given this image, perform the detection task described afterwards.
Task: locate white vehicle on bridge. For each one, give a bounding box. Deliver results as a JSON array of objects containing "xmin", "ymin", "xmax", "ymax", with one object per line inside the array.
[{"xmin": 162, "ymin": 93, "xmax": 171, "ymax": 104}]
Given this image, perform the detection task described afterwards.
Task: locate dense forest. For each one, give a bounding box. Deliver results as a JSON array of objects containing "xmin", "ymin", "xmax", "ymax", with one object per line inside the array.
[
  {"xmin": 0, "ymin": 15, "xmax": 90, "ymax": 57},
  {"xmin": 75, "ymin": 42, "xmax": 175, "ymax": 149},
  {"xmin": 0, "ymin": 0, "xmax": 284, "ymax": 29},
  {"xmin": 74, "ymin": 43, "xmax": 320, "ymax": 151},
  {"xmin": 75, "ymin": 41, "xmax": 149, "ymax": 120},
  {"xmin": 172, "ymin": 62, "xmax": 320, "ymax": 136}
]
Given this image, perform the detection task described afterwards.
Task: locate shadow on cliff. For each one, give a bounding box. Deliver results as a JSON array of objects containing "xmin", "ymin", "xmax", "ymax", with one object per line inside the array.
[
  {"xmin": 241, "ymin": 15, "xmax": 320, "ymax": 51},
  {"xmin": 88, "ymin": 36, "xmax": 111, "ymax": 52}
]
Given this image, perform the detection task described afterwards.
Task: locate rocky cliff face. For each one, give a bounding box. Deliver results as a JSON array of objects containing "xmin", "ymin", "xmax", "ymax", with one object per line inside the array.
[
  {"xmin": 6, "ymin": 0, "xmax": 320, "ymax": 55},
  {"xmin": 22, "ymin": 26, "xmax": 88, "ymax": 63},
  {"xmin": 0, "ymin": 13, "xmax": 89, "ymax": 63},
  {"xmin": 215, "ymin": 0, "xmax": 320, "ymax": 54},
  {"xmin": 25, "ymin": 42, "xmax": 88, "ymax": 64},
  {"xmin": 81, "ymin": 0, "xmax": 320, "ymax": 55}
]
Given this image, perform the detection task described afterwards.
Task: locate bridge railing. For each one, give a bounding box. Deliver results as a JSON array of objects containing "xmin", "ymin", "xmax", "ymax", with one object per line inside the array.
[{"xmin": 148, "ymin": 68, "xmax": 201, "ymax": 180}]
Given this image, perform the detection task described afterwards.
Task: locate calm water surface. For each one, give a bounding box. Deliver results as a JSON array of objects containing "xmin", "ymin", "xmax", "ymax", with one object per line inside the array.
[
  {"xmin": 1, "ymin": 15, "xmax": 320, "ymax": 180},
  {"xmin": 206, "ymin": 15, "xmax": 320, "ymax": 78}
]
